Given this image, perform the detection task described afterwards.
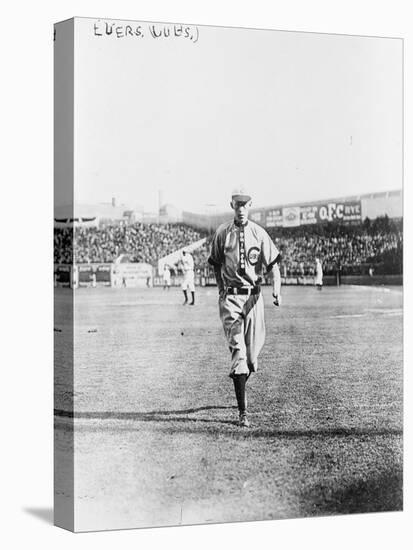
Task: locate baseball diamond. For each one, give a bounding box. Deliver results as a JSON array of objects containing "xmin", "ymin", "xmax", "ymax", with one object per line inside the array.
[{"xmin": 54, "ymin": 284, "xmax": 403, "ymax": 532}]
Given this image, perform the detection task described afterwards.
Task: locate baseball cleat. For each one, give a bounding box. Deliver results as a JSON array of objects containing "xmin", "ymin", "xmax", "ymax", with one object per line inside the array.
[{"xmin": 239, "ymin": 413, "xmax": 250, "ymax": 428}]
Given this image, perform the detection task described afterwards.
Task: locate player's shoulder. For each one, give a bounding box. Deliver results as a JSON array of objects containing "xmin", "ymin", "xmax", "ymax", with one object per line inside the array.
[
  {"xmin": 248, "ymin": 220, "xmax": 271, "ymax": 238},
  {"xmin": 214, "ymin": 219, "xmax": 233, "ymax": 236},
  {"xmin": 248, "ymin": 220, "xmax": 264, "ymax": 231}
]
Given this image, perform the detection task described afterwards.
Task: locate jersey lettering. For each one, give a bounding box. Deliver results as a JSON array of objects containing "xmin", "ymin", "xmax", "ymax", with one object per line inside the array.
[
  {"xmin": 239, "ymin": 226, "xmax": 246, "ymax": 275},
  {"xmin": 247, "ymin": 246, "xmax": 260, "ymax": 265}
]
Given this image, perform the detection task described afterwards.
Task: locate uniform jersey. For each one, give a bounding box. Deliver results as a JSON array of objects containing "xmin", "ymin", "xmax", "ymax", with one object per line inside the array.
[
  {"xmin": 181, "ymin": 253, "xmax": 194, "ymax": 272},
  {"xmin": 163, "ymin": 266, "xmax": 171, "ymax": 284},
  {"xmin": 181, "ymin": 253, "xmax": 195, "ymax": 292},
  {"xmin": 208, "ymin": 218, "xmax": 280, "ymax": 377},
  {"xmin": 315, "ymin": 259, "xmax": 323, "ymax": 285},
  {"xmin": 208, "ymin": 220, "xmax": 280, "ymax": 288}
]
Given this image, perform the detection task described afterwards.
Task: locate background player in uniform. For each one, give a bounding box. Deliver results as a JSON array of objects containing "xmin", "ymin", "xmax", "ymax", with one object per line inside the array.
[
  {"xmin": 163, "ymin": 264, "xmax": 171, "ymax": 290},
  {"xmin": 180, "ymin": 250, "xmax": 195, "ymax": 305},
  {"xmin": 315, "ymin": 257, "xmax": 323, "ymax": 290},
  {"xmin": 208, "ymin": 187, "xmax": 281, "ymax": 427}
]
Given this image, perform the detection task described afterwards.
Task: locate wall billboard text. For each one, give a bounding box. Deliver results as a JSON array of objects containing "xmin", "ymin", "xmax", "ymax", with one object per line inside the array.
[{"xmin": 250, "ymin": 200, "xmax": 362, "ymax": 228}]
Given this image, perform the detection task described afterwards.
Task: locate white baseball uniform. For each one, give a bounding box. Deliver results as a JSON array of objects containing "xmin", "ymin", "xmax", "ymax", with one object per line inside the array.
[
  {"xmin": 181, "ymin": 252, "xmax": 195, "ymax": 292},
  {"xmin": 163, "ymin": 265, "xmax": 171, "ymax": 286},
  {"xmin": 209, "ymin": 219, "xmax": 279, "ymax": 377},
  {"xmin": 315, "ymin": 259, "xmax": 323, "ymax": 286}
]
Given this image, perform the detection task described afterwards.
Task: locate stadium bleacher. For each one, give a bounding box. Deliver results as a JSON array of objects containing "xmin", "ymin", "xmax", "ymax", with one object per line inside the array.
[
  {"xmin": 54, "ymin": 215, "xmax": 402, "ymax": 277},
  {"xmin": 54, "ymin": 222, "xmax": 208, "ymax": 266}
]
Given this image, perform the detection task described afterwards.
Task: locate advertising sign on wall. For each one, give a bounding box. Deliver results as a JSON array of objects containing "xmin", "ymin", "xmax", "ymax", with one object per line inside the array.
[
  {"xmin": 264, "ymin": 208, "xmax": 283, "ymax": 227},
  {"xmin": 282, "ymin": 206, "xmax": 301, "ymax": 227},
  {"xmin": 252, "ymin": 200, "xmax": 362, "ymax": 228},
  {"xmin": 300, "ymin": 205, "xmax": 319, "ymax": 224},
  {"xmin": 317, "ymin": 201, "xmax": 361, "ymax": 223},
  {"xmin": 96, "ymin": 265, "xmax": 112, "ymax": 285},
  {"xmin": 113, "ymin": 262, "xmax": 153, "ymax": 287},
  {"xmin": 78, "ymin": 265, "xmax": 94, "ymax": 285},
  {"xmin": 54, "ymin": 265, "xmax": 72, "ymax": 287}
]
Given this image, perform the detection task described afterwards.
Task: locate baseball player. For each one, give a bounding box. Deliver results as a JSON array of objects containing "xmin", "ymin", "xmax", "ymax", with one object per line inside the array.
[
  {"xmin": 163, "ymin": 264, "xmax": 171, "ymax": 290},
  {"xmin": 315, "ymin": 257, "xmax": 323, "ymax": 290},
  {"xmin": 208, "ymin": 187, "xmax": 281, "ymax": 427},
  {"xmin": 180, "ymin": 250, "xmax": 195, "ymax": 305}
]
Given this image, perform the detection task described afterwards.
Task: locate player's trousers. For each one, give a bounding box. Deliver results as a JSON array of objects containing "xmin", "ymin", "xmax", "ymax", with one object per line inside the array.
[
  {"xmin": 219, "ymin": 292, "xmax": 265, "ymax": 377},
  {"xmin": 181, "ymin": 271, "xmax": 195, "ymax": 292}
]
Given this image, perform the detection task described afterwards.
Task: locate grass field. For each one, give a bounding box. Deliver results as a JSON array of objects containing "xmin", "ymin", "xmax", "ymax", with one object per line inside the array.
[{"xmin": 54, "ymin": 284, "xmax": 403, "ymax": 532}]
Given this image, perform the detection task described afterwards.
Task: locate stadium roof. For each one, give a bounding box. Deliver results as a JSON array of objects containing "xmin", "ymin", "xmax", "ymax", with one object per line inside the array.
[
  {"xmin": 55, "ymin": 203, "xmax": 142, "ymax": 220},
  {"xmin": 250, "ymin": 189, "xmax": 402, "ymax": 213}
]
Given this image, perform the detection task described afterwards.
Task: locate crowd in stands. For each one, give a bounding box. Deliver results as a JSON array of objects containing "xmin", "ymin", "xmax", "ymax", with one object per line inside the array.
[
  {"xmin": 54, "ymin": 222, "xmax": 208, "ymax": 265},
  {"xmin": 54, "ymin": 216, "xmax": 403, "ymax": 277},
  {"xmin": 54, "ymin": 227, "xmax": 73, "ymax": 264},
  {"xmin": 266, "ymin": 216, "xmax": 403, "ymax": 276}
]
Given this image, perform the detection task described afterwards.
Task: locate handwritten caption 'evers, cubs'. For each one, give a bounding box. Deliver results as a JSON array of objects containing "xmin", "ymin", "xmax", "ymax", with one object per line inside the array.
[{"xmin": 92, "ymin": 21, "xmax": 200, "ymax": 43}]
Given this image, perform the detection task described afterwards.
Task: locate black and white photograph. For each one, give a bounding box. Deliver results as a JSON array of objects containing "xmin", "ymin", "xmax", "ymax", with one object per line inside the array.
[
  {"xmin": 53, "ymin": 16, "xmax": 403, "ymax": 532},
  {"xmin": 5, "ymin": 2, "xmax": 412, "ymax": 548}
]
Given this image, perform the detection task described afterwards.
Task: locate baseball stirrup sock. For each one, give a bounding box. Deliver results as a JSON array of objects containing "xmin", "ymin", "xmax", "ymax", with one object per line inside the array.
[
  {"xmin": 233, "ymin": 374, "xmax": 248, "ymax": 414},
  {"xmin": 190, "ymin": 291, "xmax": 195, "ymax": 304},
  {"xmin": 183, "ymin": 290, "xmax": 188, "ymax": 302}
]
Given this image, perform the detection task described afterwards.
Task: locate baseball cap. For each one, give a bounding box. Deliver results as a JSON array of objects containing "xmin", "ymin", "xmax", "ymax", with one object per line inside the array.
[{"xmin": 231, "ymin": 186, "xmax": 252, "ymax": 202}]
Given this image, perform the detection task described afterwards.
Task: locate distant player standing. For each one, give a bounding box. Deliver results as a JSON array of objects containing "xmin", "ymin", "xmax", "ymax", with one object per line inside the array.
[
  {"xmin": 163, "ymin": 264, "xmax": 171, "ymax": 290},
  {"xmin": 180, "ymin": 250, "xmax": 195, "ymax": 305},
  {"xmin": 208, "ymin": 187, "xmax": 281, "ymax": 427},
  {"xmin": 315, "ymin": 257, "xmax": 323, "ymax": 290}
]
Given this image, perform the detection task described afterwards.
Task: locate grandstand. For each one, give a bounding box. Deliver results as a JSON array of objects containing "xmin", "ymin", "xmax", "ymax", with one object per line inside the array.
[{"xmin": 54, "ymin": 189, "xmax": 402, "ymax": 288}]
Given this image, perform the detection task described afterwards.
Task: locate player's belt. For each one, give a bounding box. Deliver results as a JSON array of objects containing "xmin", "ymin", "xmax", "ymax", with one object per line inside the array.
[{"xmin": 226, "ymin": 286, "xmax": 260, "ymax": 295}]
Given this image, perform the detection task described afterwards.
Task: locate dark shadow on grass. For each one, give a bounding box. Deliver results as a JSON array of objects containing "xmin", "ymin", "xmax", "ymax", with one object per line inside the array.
[
  {"xmin": 151, "ymin": 424, "xmax": 402, "ymax": 439},
  {"xmin": 215, "ymin": 426, "xmax": 403, "ymax": 438},
  {"xmin": 302, "ymin": 469, "xmax": 403, "ymax": 515},
  {"xmin": 184, "ymin": 425, "xmax": 401, "ymax": 439},
  {"xmin": 55, "ymin": 405, "xmax": 237, "ymax": 420},
  {"xmin": 54, "ymin": 408, "xmax": 402, "ymax": 437},
  {"xmin": 24, "ymin": 507, "xmax": 53, "ymax": 524}
]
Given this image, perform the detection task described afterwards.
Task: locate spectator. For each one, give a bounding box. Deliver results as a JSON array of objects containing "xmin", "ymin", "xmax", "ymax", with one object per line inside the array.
[{"xmin": 54, "ymin": 217, "xmax": 403, "ymax": 277}]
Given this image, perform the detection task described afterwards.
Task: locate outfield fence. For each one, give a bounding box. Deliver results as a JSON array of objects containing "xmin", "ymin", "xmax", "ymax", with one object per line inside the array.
[{"xmin": 54, "ymin": 263, "xmax": 403, "ymax": 289}]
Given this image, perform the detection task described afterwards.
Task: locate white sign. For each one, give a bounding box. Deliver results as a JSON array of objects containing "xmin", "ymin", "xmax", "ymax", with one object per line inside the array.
[{"xmin": 282, "ymin": 206, "xmax": 301, "ymax": 227}]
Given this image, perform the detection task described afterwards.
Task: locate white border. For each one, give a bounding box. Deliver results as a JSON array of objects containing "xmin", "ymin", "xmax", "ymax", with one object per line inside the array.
[{"xmin": 2, "ymin": 1, "xmax": 410, "ymax": 549}]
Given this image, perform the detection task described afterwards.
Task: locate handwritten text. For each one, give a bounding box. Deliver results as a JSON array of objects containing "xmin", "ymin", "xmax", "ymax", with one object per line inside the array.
[{"xmin": 93, "ymin": 21, "xmax": 199, "ymax": 43}]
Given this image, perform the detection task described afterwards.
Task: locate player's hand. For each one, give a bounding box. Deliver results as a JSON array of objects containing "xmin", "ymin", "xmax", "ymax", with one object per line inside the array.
[
  {"xmin": 272, "ymin": 293, "xmax": 282, "ymax": 307},
  {"xmin": 219, "ymin": 288, "xmax": 226, "ymax": 300}
]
